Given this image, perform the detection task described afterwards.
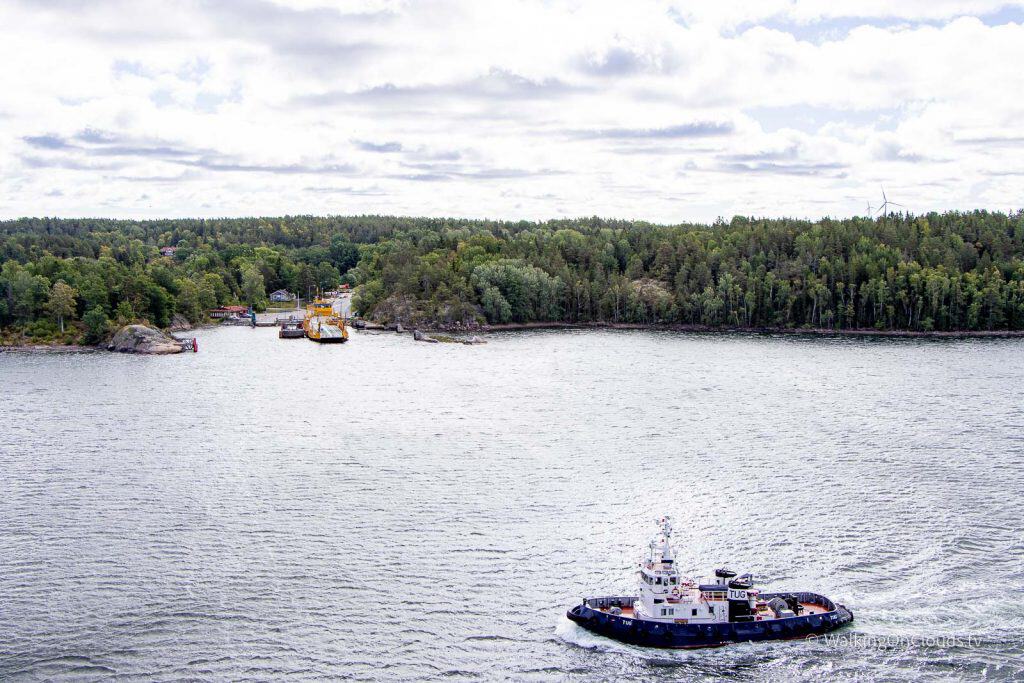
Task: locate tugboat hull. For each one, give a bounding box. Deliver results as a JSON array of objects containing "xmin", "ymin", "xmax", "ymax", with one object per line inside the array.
[{"xmin": 567, "ymin": 592, "xmax": 853, "ymax": 649}]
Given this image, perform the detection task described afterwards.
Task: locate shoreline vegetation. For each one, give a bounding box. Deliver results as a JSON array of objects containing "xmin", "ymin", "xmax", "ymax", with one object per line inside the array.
[{"xmin": 2, "ymin": 212, "xmax": 1024, "ymax": 350}]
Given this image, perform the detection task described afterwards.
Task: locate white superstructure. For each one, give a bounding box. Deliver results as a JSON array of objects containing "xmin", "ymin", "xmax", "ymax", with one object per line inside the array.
[{"xmin": 634, "ymin": 517, "xmax": 760, "ymax": 624}]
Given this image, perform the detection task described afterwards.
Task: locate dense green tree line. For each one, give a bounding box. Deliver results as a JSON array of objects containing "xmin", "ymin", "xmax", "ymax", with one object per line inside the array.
[
  {"xmin": 2, "ymin": 211, "xmax": 1023, "ymax": 342},
  {"xmin": 351, "ymin": 211, "xmax": 1024, "ymax": 331}
]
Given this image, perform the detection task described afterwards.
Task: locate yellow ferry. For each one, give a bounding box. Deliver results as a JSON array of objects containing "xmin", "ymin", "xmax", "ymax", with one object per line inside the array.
[{"xmin": 303, "ymin": 297, "xmax": 348, "ymax": 343}]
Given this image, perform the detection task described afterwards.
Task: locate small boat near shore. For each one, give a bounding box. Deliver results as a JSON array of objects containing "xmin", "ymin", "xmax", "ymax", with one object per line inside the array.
[
  {"xmin": 278, "ymin": 318, "xmax": 305, "ymax": 338},
  {"xmin": 566, "ymin": 517, "xmax": 853, "ymax": 648}
]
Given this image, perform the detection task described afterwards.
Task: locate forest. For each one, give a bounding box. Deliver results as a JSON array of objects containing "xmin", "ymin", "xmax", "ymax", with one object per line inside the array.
[{"xmin": 2, "ymin": 210, "xmax": 1023, "ymax": 344}]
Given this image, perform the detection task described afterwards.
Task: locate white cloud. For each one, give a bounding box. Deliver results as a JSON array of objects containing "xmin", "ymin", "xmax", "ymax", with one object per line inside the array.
[{"xmin": 0, "ymin": 0, "xmax": 1022, "ymax": 221}]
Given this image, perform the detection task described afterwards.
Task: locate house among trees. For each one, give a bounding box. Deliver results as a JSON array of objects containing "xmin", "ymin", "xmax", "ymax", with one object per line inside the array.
[
  {"xmin": 159, "ymin": 246, "xmax": 178, "ymax": 257},
  {"xmin": 269, "ymin": 289, "xmax": 295, "ymax": 302}
]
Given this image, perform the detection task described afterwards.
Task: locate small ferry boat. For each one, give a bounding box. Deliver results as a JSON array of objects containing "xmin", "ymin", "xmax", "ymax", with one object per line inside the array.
[
  {"xmin": 303, "ymin": 297, "xmax": 348, "ymax": 343},
  {"xmin": 567, "ymin": 517, "xmax": 853, "ymax": 648}
]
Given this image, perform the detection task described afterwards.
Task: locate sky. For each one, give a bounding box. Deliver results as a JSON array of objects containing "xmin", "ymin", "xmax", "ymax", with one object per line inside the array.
[{"xmin": 2, "ymin": 0, "xmax": 1024, "ymax": 223}]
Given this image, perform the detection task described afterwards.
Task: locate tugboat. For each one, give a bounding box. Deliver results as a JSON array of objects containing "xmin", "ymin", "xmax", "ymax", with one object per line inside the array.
[{"xmin": 566, "ymin": 517, "xmax": 853, "ymax": 648}]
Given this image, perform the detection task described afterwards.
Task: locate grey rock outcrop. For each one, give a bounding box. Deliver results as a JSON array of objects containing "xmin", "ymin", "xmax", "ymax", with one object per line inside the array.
[
  {"xmin": 107, "ymin": 325, "xmax": 184, "ymax": 354},
  {"xmin": 413, "ymin": 329, "xmax": 439, "ymax": 343},
  {"xmin": 167, "ymin": 314, "xmax": 192, "ymax": 332}
]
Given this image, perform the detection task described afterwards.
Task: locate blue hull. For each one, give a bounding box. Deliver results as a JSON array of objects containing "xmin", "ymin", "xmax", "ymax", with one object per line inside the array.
[{"xmin": 567, "ymin": 592, "xmax": 853, "ymax": 649}]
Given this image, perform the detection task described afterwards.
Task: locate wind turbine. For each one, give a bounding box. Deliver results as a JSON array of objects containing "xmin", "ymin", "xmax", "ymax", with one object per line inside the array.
[
  {"xmin": 865, "ymin": 201, "xmax": 873, "ymax": 216},
  {"xmin": 875, "ymin": 186, "xmax": 903, "ymax": 217}
]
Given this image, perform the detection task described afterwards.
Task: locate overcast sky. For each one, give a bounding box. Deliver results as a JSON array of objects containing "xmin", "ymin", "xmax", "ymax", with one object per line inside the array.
[{"xmin": 2, "ymin": 1, "xmax": 1023, "ymax": 223}]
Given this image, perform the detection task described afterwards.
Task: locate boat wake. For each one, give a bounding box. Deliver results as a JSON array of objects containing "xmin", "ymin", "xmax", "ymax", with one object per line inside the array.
[{"xmin": 555, "ymin": 615, "xmax": 623, "ymax": 652}]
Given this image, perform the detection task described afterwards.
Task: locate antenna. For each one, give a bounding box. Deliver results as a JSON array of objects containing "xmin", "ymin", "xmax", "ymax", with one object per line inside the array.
[
  {"xmin": 657, "ymin": 516, "xmax": 673, "ymax": 538},
  {"xmin": 875, "ymin": 186, "xmax": 904, "ymax": 216}
]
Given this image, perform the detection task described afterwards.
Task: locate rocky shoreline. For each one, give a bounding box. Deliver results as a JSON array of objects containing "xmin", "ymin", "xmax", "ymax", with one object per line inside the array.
[
  {"xmin": 0, "ymin": 343, "xmax": 101, "ymax": 353},
  {"xmin": 357, "ymin": 316, "xmax": 1024, "ymax": 338},
  {"xmin": 411, "ymin": 328, "xmax": 486, "ymax": 345},
  {"xmin": 2, "ymin": 323, "xmax": 194, "ymax": 354},
  {"xmin": 5, "ymin": 320, "xmax": 1023, "ymax": 354},
  {"xmin": 107, "ymin": 324, "xmax": 188, "ymax": 354}
]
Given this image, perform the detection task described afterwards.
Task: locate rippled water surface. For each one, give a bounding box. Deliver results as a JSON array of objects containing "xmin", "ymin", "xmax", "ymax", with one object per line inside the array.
[{"xmin": 2, "ymin": 328, "xmax": 1023, "ymax": 681}]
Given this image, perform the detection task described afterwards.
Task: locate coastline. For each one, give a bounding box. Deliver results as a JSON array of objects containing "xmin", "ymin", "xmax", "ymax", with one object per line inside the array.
[
  {"xmin": 7, "ymin": 322, "xmax": 1024, "ymax": 352},
  {"xmin": 437, "ymin": 321, "xmax": 1024, "ymax": 338},
  {"xmin": 0, "ymin": 322, "xmax": 210, "ymax": 354},
  {"xmin": 0, "ymin": 343, "xmax": 100, "ymax": 353}
]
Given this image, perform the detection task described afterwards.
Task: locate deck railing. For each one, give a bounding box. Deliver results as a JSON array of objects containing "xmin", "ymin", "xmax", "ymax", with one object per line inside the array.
[{"xmin": 584, "ymin": 596, "xmax": 636, "ymax": 610}]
